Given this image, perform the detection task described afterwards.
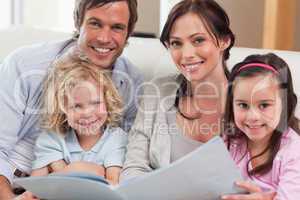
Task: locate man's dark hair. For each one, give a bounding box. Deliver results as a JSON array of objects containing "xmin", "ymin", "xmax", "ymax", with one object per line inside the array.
[{"xmin": 73, "ymin": 0, "xmax": 138, "ymax": 38}]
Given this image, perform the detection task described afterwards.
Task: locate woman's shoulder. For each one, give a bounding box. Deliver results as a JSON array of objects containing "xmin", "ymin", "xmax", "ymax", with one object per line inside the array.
[
  {"xmin": 150, "ymin": 74, "xmax": 179, "ymax": 83},
  {"xmin": 144, "ymin": 74, "xmax": 181, "ymax": 96}
]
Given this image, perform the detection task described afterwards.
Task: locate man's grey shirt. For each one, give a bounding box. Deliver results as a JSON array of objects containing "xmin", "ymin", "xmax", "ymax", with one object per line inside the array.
[{"xmin": 0, "ymin": 39, "xmax": 143, "ymax": 182}]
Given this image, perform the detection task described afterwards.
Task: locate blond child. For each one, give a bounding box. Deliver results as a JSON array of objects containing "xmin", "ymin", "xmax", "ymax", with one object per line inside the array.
[{"xmin": 31, "ymin": 55, "xmax": 126, "ymax": 185}]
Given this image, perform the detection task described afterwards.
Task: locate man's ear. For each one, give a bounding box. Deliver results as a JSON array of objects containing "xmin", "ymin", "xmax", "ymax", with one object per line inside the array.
[{"xmin": 219, "ymin": 36, "xmax": 231, "ymax": 51}]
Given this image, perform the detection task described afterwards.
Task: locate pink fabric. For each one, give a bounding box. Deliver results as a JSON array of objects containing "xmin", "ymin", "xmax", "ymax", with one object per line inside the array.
[
  {"xmin": 228, "ymin": 128, "xmax": 300, "ymax": 200},
  {"xmin": 237, "ymin": 63, "xmax": 279, "ymax": 74}
]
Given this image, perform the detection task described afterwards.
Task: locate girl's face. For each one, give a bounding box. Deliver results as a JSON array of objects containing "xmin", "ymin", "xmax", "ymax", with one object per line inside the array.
[
  {"xmin": 168, "ymin": 12, "xmax": 230, "ymax": 83},
  {"xmin": 233, "ymin": 74, "xmax": 282, "ymax": 147},
  {"xmin": 65, "ymin": 78, "xmax": 108, "ymax": 136}
]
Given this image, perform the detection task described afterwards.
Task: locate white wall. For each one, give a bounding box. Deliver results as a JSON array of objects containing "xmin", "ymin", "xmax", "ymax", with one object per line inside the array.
[
  {"xmin": 160, "ymin": 0, "xmax": 181, "ymax": 34},
  {"xmin": 23, "ymin": 0, "xmax": 74, "ymax": 32},
  {"xmin": 0, "ymin": 0, "xmax": 11, "ymax": 28}
]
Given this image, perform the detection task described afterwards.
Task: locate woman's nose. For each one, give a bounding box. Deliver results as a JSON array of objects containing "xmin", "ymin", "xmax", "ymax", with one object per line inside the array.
[{"xmin": 182, "ymin": 43, "xmax": 196, "ymax": 59}]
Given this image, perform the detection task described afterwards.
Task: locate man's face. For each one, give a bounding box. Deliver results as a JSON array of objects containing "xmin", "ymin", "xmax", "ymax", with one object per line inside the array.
[{"xmin": 77, "ymin": 1, "xmax": 130, "ymax": 69}]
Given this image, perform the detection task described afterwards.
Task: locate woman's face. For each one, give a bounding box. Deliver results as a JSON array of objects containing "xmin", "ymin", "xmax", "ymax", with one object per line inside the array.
[{"xmin": 168, "ymin": 12, "xmax": 229, "ymax": 83}]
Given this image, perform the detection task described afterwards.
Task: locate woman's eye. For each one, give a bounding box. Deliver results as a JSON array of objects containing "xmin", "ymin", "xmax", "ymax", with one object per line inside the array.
[
  {"xmin": 169, "ymin": 40, "xmax": 182, "ymax": 48},
  {"xmin": 70, "ymin": 104, "xmax": 81, "ymax": 110},
  {"xmin": 194, "ymin": 37, "xmax": 205, "ymax": 44}
]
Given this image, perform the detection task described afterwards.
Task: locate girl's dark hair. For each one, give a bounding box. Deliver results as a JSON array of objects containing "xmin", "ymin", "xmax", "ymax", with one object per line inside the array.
[
  {"xmin": 223, "ymin": 53, "xmax": 299, "ymax": 177},
  {"xmin": 159, "ymin": 0, "xmax": 235, "ymax": 101}
]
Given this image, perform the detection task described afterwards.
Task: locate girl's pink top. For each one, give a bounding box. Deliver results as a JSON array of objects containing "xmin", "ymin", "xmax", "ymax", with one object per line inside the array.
[{"xmin": 228, "ymin": 128, "xmax": 300, "ymax": 200}]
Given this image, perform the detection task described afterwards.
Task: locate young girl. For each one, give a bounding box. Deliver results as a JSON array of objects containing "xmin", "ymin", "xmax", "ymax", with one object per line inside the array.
[
  {"xmin": 222, "ymin": 53, "xmax": 300, "ymax": 200},
  {"xmin": 30, "ymin": 54, "xmax": 127, "ymax": 185}
]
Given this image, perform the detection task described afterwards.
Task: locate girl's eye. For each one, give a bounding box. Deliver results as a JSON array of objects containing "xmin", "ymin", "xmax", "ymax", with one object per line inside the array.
[
  {"xmin": 169, "ymin": 40, "xmax": 182, "ymax": 48},
  {"xmin": 259, "ymin": 103, "xmax": 270, "ymax": 109},
  {"xmin": 71, "ymin": 104, "xmax": 81, "ymax": 110},
  {"xmin": 92, "ymin": 101, "xmax": 102, "ymax": 105},
  {"xmin": 238, "ymin": 103, "xmax": 249, "ymax": 109}
]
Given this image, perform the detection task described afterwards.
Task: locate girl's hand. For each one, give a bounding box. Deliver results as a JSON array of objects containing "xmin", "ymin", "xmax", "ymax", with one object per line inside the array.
[
  {"xmin": 106, "ymin": 167, "xmax": 121, "ymax": 185},
  {"xmin": 14, "ymin": 191, "xmax": 39, "ymax": 200},
  {"xmin": 221, "ymin": 181, "xmax": 276, "ymax": 200}
]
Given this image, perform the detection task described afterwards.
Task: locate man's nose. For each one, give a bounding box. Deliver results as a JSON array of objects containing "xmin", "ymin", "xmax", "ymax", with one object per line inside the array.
[{"xmin": 96, "ymin": 27, "xmax": 111, "ymax": 43}]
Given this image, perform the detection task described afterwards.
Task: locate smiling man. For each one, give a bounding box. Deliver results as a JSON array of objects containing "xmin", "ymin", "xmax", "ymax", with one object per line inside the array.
[{"xmin": 0, "ymin": 1, "xmax": 142, "ymax": 199}]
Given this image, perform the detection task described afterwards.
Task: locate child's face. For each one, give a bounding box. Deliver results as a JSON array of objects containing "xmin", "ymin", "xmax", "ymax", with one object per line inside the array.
[
  {"xmin": 65, "ymin": 78, "xmax": 107, "ymax": 136},
  {"xmin": 233, "ymin": 74, "xmax": 282, "ymax": 146}
]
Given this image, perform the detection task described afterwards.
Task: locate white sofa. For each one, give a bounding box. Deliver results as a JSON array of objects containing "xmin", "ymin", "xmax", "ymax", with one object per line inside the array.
[{"xmin": 1, "ymin": 26, "xmax": 300, "ymax": 117}]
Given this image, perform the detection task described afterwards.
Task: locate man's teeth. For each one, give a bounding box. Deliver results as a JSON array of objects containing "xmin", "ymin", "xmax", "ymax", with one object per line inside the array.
[{"xmin": 94, "ymin": 47, "xmax": 111, "ymax": 53}]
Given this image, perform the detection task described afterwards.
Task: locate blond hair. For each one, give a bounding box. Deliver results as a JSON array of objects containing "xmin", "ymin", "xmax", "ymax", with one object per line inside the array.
[{"xmin": 41, "ymin": 55, "xmax": 123, "ymax": 134}]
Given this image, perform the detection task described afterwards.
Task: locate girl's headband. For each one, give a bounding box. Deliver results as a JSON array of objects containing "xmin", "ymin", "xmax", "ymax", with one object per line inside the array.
[{"xmin": 237, "ymin": 63, "xmax": 279, "ymax": 75}]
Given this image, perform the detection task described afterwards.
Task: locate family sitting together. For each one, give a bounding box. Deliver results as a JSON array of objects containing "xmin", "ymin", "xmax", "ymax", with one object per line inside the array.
[{"xmin": 0, "ymin": 0, "xmax": 299, "ymax": 200}]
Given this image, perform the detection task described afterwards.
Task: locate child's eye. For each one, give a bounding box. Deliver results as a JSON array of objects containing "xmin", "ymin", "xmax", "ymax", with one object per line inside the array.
[
  {"xmin": 169, "ymin": 40, "xmax": 182, "ymax": 49},
  {"xmin": 71, "ymin": 104, "xmax": 81, "ymax": 110},
  {"xmin": 238, "ymin": 103, "xmax": 249, "ymax": 109},
  {"xmin": 259, "ymin": 103, "xmax": 270, "ymax": 109},
  {"xmin": 92, "ymin": 101, "xmax": 102, "ymax": 105}
]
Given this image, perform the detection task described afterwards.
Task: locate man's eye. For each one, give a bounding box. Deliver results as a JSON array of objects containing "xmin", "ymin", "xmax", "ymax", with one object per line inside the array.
[
  {"xmin": 89, "ymin": 21, "xmax": 101, "ymax": 28},
  {"xmin": 112, "ymin": 25, "xmax": 125, "ymax": 32}
]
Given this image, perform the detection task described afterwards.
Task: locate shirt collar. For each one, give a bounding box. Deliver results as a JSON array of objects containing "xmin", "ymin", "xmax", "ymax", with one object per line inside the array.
[
  {"xmin": 65, "ymin": 127, "xmax": 110, "ymax": 153},
  {"xmin": 65, "ymin": 129, "xmax": 82, "ymax": 153},
  {"xmin": 90, "ymin": 127, "xmax": 110, "ymax": 153},
  {"xmin": 111, "ymin": 57, "xmax": 127, "ymax": 89}
]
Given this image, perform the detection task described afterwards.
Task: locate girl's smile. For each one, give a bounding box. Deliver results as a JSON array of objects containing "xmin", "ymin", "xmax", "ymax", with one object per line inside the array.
[{"xmin": 233, "ymin": 74, "xmax": 282, "ymax": 147}]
